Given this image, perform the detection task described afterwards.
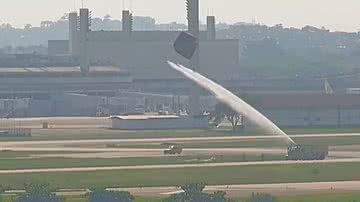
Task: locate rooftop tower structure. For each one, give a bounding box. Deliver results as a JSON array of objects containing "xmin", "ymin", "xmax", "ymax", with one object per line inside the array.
[
  {"xmin": 186, "ymin": 0, "xmax": 201, "ymax": 116},
  {"xmin": 206, "ymin": 16, "xmax": 216, "ymax": 40},
  {"xmin": 69, "ymin": 12, "xmax": 80, "ymax": 56},
  {"xmin": 79, "ymin": 8, "xmax": 90, "ymax": 74},
  {"xmin": 122, "ymin": 10, "xmax": 133, "ymax": 36}
]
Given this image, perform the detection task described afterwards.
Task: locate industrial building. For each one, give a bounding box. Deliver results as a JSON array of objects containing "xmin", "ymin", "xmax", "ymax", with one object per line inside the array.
[
  {"xmin": 0, "ymin": 0, "xmax": 360, "ymax": 129},
  {"xmin": 110, "ymin": 115, "xmax": 208, "ymax": 130},
  {"xmin": 49, "ymin": 7, "xmax": 240, "ymax": 81},
  {"xmin": 0, "ymin": 0, "xmax": 240, "ymax": 118},
  {"xmin": 250, "ymin": 94, "xmax": 360, "ymax": 127}
]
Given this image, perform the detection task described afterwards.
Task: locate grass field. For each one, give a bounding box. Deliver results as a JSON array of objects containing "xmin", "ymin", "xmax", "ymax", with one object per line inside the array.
[
  {"xmin": 0, "ymin": 162, "xmax": 360, "ymax": 189},
  {"xmin": 39, "ymin": 193, "xmax": 360, "ymax": 202},
  {"xmin": 0, "ymin": 151, "xmax": 96, "ymax": 159},
  {"xmin": 2, "ymin": 191, "xmax": 360, "ymax": 202},
  {"xmin": 277, "ymin": 192, "xmax": 360, "ymax": 202},
  {"xmin": 0, "ymin": 127, "xmax": 359, "ymax": 142},
  {"xmin": 0, "ymin": 154, "xmax": 285, "ymax": 170}
]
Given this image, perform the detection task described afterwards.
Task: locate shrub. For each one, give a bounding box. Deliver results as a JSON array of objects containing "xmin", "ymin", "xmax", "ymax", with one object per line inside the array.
[{"xmin": 14, "ymin": 183, "xmax": 63, "ymax": 202}]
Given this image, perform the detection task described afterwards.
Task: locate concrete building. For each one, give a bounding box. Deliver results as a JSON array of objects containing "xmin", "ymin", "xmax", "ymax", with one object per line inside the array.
[
  {"xmin": 187, "ymin": 0, "xmax": 201, "ymax": 116},
  {"xmin": 0, "ymin": 66, "xmax": 130, "ymax": 95},
  {"xmin": 122, "ymin": 10, "xmax": 133, "ymax": 35},
  {"xmin": 0, "ymin": 2, "xmax": 253, "ymax": 119},
  {"xmin": 44, "ymin": 4, "xmax": 240, "ymax": 118},
  {"xmin": 68, "ymin": 12, "xmax": 80, "ymax": 56},
  {"xmin": 79, "ymin": 8, "xmax": 90, "ymax": 73},
  {"xmin": 49, "ymin": 7, "xmax": 240, "ymax": 81},
  {"xmin": 206, "ymin": 16, "xmax": 216, "ymax": 40},
  {"xmin": 249, "ymin": 94, "xmax": 360, "ymax": 127}
]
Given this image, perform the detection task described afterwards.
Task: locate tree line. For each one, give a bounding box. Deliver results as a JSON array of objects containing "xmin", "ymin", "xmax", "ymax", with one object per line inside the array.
[{"xmin": 0, "ymin": 182, "xmax": 286, "ymax": 202}]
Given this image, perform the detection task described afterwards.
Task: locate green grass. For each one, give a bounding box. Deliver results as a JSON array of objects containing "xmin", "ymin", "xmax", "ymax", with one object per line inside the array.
[
  {"xmin": 3, "ymin": 190, "xmax": 360, "ymax": 202},
  {"xmin": 1, "ymin": 127, "xmax": 359, "ymax": 142},
  {"xmin": 1, "ymin": 196, "xmax": 162, "ymax": 202},
  {"xmin": 1, "ymin": 162, "xmax": 360, "ymax": 189},
  {"xmin": 64, "ymin": 197, "xmax": 86, "ymax": 202},
  {"xmin": 0, "ymin": 154, "xmax": 285, "ymax": 170},
  {"xmin": 64, "ymin": 197, "xmax": 162, "ymax": 202},
  {"xmin": 0, "ymin": 151, "xmax": 94, "ymax": 159},
  {"xmin": 0, "ymin": 129, "xmax": 239, "ymax": 141},
  {"xmin": 277, "ymin": 192, "xmax": 360, "ymax": 202},
  {"xmin": 1, "ymin": 195, "xmax": 16, "ymax": 202},
  {"xmin": 2, "ymin": 196, "xmax": 162, "ymax": 202},
  {"xmin": 134, "ymin": 197, "xmax": 162, "ymax": 202}
]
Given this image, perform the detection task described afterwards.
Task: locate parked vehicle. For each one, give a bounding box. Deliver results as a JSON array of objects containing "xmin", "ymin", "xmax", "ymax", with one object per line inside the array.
[
  {"xmin": 287, "ymin": 145, "xmax": 328, "ymax": 160},
  {"xmin": 164, "ymin": 145, "xmax": 183, "ymax": 155}
]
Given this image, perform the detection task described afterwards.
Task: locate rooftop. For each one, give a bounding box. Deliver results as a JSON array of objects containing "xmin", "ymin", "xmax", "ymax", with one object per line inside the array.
[
  {"xmin": 258, "ymin": 94, "xmax": 360, "ymax": 108},
  {"xmin": 110, "ymin": 115, "xmax": 180, "ymax": 120},
  {"xmin": 0, "ymin": 66, "xmax": 125, "ymax": 73},
  {"xmin": 0, "ymin": 66, "xmax": 130, "ymax": 78}
]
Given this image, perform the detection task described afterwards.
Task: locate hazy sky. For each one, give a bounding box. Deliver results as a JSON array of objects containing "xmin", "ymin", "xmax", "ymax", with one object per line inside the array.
[{"xmin": 1, "ymin": 0, "xmax": 360, "ymax": 31}]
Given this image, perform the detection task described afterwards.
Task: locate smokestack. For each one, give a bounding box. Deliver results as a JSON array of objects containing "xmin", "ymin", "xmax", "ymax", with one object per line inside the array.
[
  {"xmin": 206, "ymin": 16, "xmax": 216, "ymax": 40},
  {"xmin": 187, "ymin": 0, "xmax": 199, "ymax": 38},
  {"xmin": 69, "ymin": 12, "xmax": 79, "ymax": 56},
  {"xmin": 186, "ymin": 0, "xmax": 201, "ymax": 116},
  {"xmin": 79, "ymin": 8, "xmax": 90, "ymax": 74},
  {"xmin": 122, "ymin": 10, "xmax": 133, "ymax": 36}
]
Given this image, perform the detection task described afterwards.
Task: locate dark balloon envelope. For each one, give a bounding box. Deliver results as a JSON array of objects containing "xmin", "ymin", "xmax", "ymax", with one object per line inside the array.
[{"xmin": 173, "ymin": 32, "xmax": 198, "ymax": 60}]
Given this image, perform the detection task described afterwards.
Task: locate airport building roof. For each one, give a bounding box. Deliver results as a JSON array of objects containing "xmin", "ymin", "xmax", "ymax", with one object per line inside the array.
[
  {"xmin": 110, "ymin": 115, "xmax": 179, "ymax": 120},
  {"xmin": 0, "ymin": 66, "xmax": 129, "ymax": 77},
  {"xmin": 0, "ymin": 66, "xmax": 124, "ymax": 73},
  {"xmin": 259, "ymin": 94, "xmax": 360, "ymax": 108}
]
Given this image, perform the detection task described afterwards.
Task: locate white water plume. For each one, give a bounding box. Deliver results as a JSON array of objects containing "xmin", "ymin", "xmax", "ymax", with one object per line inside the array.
[{"xmin": 168, "ymin": 61, "xmax": 296, "ymax": 145}]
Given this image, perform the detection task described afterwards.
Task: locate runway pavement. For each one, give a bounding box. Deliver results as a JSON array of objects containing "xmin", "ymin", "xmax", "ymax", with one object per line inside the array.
[
  {"xmin": 0, "ymin": 134, "xmax": 359, "ymax": 158},
  {"xmin": 0, "ymin": 133, "xmax": 359, "ymax": 173}
]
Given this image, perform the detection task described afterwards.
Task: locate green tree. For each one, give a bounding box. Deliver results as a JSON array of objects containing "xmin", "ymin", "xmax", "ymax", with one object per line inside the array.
[
  {"xmin": 14, "ymin": 183, "xmax": 63, "ymax": 202},
  {"xmin": 211, "ymin": 102, "xmax": 242, "ymax": 131}
]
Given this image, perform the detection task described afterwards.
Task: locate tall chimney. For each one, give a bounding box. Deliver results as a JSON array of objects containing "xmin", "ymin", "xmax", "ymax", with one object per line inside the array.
[
  {"xmin": 187, "ymin": 0, "xmax": 200, "ymax": 39},
  {"xmin": 69, "ymin": 12, "xmax": 80, "ymax": 56},
  {"xmin": 122, "ymin": 10, "xmax": 133, "ymax": 36},
  {"xmin": 206, "ymin": 16, "xmax": 216, "ymax": 40},
  {"xmin": 79, "ymin": 8, "xmax": 90, "ymax": 74},
  {"xmin": 186, "ymin": 0, "xmax": 201, "ymax": 116}
]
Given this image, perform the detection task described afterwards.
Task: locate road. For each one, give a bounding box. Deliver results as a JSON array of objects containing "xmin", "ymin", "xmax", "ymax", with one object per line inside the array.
[
  {"xmin": 1, "ymin": 158, "xmax": 360, "ymax": 174},
  {"xmin": 23, "ymin": 147, "xmax": 286, "ymax": 158},
  {"xmin": 1, "ymin": 133, "xmax": 359, "ymax": 158}
]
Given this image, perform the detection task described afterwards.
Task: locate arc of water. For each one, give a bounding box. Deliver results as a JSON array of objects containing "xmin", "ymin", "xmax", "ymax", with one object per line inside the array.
[{"xmin": 168, "ymin": 61, "xmax": 296, "ymax": 145}]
